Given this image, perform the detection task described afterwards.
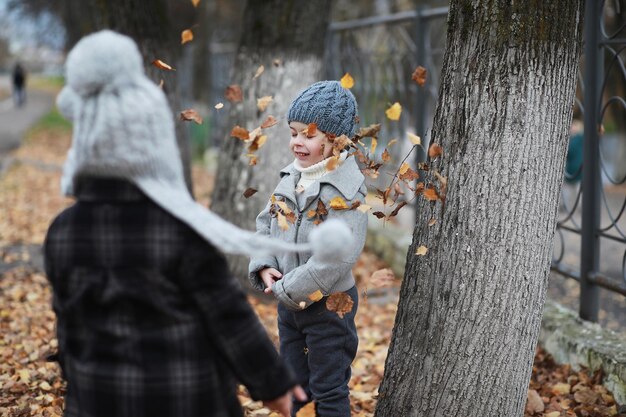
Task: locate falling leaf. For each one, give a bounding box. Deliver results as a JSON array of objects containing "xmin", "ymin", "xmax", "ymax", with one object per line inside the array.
[
  {"xmin": 330, "ymin": 196, "xmax": 349, "ymax": 210},
  {"xmin": 326, "ymin": 293, "xmax": 354, "ymax": 318},
  {"xmin": 181, "ymin": 29, "xmax": 194, "ymax": 45},
  {"xmin": 385, "ymin": 102, "xmax": 402, "ymax": 121},
  {"xmin": 428, "ymin": 218, "xmax": 437, "ymax": 226},
  {"xmin": 381, "ymin": 149, "xmax": 391, "ymax": 163},
  {"xmin": 356, "ymin": 124, "xmax": 381, "ymax": 140},
  {"xmin": 370, "ymin": 138, "xmax": 378, "ymax": 155},
  {"xmin": 261, "ymin": 115, "xmax": 278, "ymax": 129},
  {"xmin": 399, "ymin": 166, "xmax": 419, "ymax": 182},
  {"xmin": 387, "ymin": 138, "xmax": 398, "ymax": 148},
  {"xmin": 412, "ymin": 66, "xmax": 427, "ymax": 86},
  {"xmin": 246, "ymin": 154, "xmax": 258, "ymax": 166},
  {"xmin": 276, "ymin": 200, "xmax": 293, "ymax": 215},
  {"xmin": 399, "ymin": 163, "xmax": 410, "ymax": 176},
  {"xmin": 253, "ymin": 65, "xmax": 265, "ymax": 79},
  {"xmin": 525, "ymin": 389, "xmax": 545, "ymax": 414},
  {"xmin": 248, "ymin": 135, "xmax": 267, "ymax": 152},
  {"xmin": 356, "ymin": 204, "xmax": 372, "ymax": 213},
  {"xmin": 326, "ymin": 156, "xmax": 340, "ymax": 172},
  {"xmin": 151, "ymin": 59, "xmax": 175, "ymax": 71},
  {"xmin": 428, "ymin": 143, "xmax": 443, "ymax": 159},
  {"xmin": 180, "ymin": 109, "xmax": 203, "ymax": 125},
  {"xmin": 214, "ymin": 102, "xmax": 224, "ymax": 109},
  {"xmin": 389, "ymin": 201, "xmax": 407, "ymax": 218},
  {"xmin": 277, "ymin": 212, "xmax": 289, "ymax": 231},
  {"xmin": 243, "ymin": 188, "xmax": 257, "ymax": 198},
  {"xmin": 296, "ymin": 402, "xmax": 316, "ymax": 417},
  {"xmin": 372, "ymin": 211, "xmax": 385, "ymax": 219},
  {"xmin": 191, "ymin": 0, "xmax": 200, "ymax": 6},
  {"xmin": 415, "ymin": 245, "xmax": 428, "ymax": 256},
  {"xmin": 306, "ymin": 123, "xmax": 318, "ymax": 138},
  {"xmin": 225, "ymin": 85, "xmax": 243, "ymax": 103},
  {"xmin": 423, "ymin": 186, "xmax": 439, "ymax": 201},
  {"xmin": 340, "ymin": 72, "xmax": 354, "ymax": 89},
  {"xmin": 230, "ymin": 126, "xmax": 250, "ymax": 140},
  {"xmin": 408, "ymin": 133, "xmax": 421, "ymax": 145},
  {"xmin": 256, "ymin": 95, "xmax": 273, "ymax": 112},
  {"xmin": 248, "ymin": 126, "xmax": 262, "ymax": 141},
  {"xmin": 370, "ymin": 268, "xmax": 395, "ymax": 288},
  {"xmin": 308, "ymin": 290, "xmax": 324, "ymax": 302}
]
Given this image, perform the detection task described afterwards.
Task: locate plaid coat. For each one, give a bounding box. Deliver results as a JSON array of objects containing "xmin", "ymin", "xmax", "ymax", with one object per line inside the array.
[{"xmin": 44, "ymin": 177, "xmax": 295, "ymax": 417}]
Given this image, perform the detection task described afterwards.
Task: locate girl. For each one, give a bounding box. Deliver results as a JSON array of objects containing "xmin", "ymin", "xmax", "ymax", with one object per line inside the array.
[{"xmin": 249, "ymin": 80, "xmax": 368, "ymax": 417}]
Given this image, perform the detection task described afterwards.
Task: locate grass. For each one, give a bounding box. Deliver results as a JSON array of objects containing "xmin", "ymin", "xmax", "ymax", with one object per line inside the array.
[
  {"xmin": 27, "ymin": 75, "xmax": 65, "ymax": 93},
  {"xmin": 25, "ymin": 107, "xmax": 72, "ymax": 139}
]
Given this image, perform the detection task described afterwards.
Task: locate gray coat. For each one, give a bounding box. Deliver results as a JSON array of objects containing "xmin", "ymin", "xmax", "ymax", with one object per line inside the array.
[{"xmin": 249, "ymin": 156, "xmax": 368, "ymax": 311}]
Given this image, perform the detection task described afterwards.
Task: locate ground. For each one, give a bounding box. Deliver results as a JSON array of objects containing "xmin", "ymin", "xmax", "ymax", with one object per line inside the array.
[{"xmin": 0, "ymin": 108, "xmax": 623, "ymax": 417}]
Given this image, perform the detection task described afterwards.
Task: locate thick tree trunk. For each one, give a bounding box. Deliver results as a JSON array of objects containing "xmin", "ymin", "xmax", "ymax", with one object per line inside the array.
[
  {"xmin": 211, "ymin": 0, "xmax": 332, "ymax": 283},
  {"xmin": 375, "ymin": 1, "xmax": 583, "ymax": 416}
]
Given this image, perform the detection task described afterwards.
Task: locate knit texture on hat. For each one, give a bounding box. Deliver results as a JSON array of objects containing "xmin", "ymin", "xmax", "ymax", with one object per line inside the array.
[
  {"xmin": 56, "ymin": 30, "xmax": 354, "ymax": 259},
  {"xmin": 287, "ymin": 80, "xmax": 358, "ymax": 137}
]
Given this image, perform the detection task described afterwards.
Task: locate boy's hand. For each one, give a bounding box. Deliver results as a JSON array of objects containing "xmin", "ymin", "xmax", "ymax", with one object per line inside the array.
[
  {"xmin": 259, "ymin": 268, "xmax": 282, "ymax": 294},
  {"xmin": 263, "ymin": 385, "xmax": 307, "ymax": 417}
]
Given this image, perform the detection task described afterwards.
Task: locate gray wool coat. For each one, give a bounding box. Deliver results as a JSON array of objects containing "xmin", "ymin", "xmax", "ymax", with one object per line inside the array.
[{"xmin": 249, "ymin": 156, "xmax": 368, "ymax": 311}]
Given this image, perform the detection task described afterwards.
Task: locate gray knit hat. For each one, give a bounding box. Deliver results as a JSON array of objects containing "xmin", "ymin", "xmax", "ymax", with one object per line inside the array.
[{"xmin": 287, "ymin": 80, "xmax": 358, "ymax": 137}]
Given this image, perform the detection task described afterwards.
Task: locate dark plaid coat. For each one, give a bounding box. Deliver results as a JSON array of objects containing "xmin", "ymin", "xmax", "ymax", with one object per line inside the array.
[{"xmin": 44, "ymin": 177, "xmax": 295, "ymax": 417}]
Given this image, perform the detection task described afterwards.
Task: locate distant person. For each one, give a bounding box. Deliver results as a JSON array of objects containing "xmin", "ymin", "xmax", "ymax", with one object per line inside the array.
[
  {"xmin": 561, "ymin": 119, "xmax": 584, "ymax": 211},
  {"xmin": 43, "ymin": 30, "xmax": 353, "ymax": 417},
  {"xmin": 12, "ymin": 62, "xmax": 26, "ymax": 107}
]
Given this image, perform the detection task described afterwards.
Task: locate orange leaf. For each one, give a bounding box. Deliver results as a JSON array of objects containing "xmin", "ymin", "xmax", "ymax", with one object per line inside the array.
[
  {"xmin": 248, "ymin": 135, "xmax": 267, "ymax": 152},
  {"xmin": 326, "ymin": 293, "xmax": 354, "ymax": 318},
  {"xmin": 225, "ymin": 85, "xmax": 243, "ymax": 103},
  {"xmin": 181, "ymin": 29, "xmax": 194, "ymax": 45},
  {"xmin": 340, "ymin": 72, "xmax": 354, "ymax": 89},
  {"xmin": 180, "ymin": 109, "xmax": 203, "ymax": 125},
  {"xmin": 151, "ymin": 59, "xmax": 175, "ymax": 71},
  {"xmin": 257, "ymin": 95, "xmax": 273, "ymax": 112},
  {"xmin": 429, "ymin": 143, "xmax": 443, "ymax": 159},
  {"xmin": 243, "ymin": 188, "xmax": 257, "ymax": 198},
  {"xmin": 253, "ymin": 65, "xmax": 265, "ymax": 79},
  {"xmin": 326, "ymin": 156, "xmax": 340, "ymax": 172},
  {"xmin": 423, "ymin": 186, "xmax": 439, "ymax": 201},
  {"xmin": 306, "ymin": 123, "xmax": 317, "ymax": 138},
  {"xmin": 230, "ymin": 126, "xmax": 250, "ymax": 140},
  {"xmin": 399, "ymin": 167, "xmax": 419, "ymax": 182},
  {"xmin": 385, "ymin": 102, "xmax": 402, "ymax": 121},
  {"xmin": 190, "ymin": 0, "xmax": 200, "ymax": 6},
  {"xmin": 246, "ymin": 154, "xmax": 258, "ymax": 166},
  {"xmin": 381, "ymin": 149, "xmax": 391, "ymax": 163},
  {"xmin": 261, "ymin": 115, "xmax": 278, "ymax": 129},
  {"xmin": 296, "ymin": 402, "xmax": 317, "ymax": 417},
  {"xmin": 412, "ymin": 66, "xmax": 427, "ymax": 86},
  {"xmin": 308, "ymin": 290, "xmax": 324, "ymax": 302}
]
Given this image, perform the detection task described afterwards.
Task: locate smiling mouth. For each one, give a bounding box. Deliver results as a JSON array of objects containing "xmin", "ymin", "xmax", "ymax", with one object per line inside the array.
[{"xmin": 294, "ymin": 151, "xmax": 309, "ymax": 157}]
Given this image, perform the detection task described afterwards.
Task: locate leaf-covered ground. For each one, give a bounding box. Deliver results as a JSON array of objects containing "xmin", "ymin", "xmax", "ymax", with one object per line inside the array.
[{"xmin": 0, "ymin": 124, "xmax": 622, "ymax": 417}]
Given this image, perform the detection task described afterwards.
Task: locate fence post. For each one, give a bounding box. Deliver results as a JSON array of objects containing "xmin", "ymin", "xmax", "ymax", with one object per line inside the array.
[{"xmin": 580, "ymin": 0, "xmax": 602, "ymax": 322}]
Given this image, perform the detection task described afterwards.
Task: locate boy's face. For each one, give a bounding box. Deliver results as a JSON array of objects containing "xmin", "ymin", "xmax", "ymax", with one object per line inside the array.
[{"xmin": 289, "ymin": 121, "xmax": 333, "ymax": 168}]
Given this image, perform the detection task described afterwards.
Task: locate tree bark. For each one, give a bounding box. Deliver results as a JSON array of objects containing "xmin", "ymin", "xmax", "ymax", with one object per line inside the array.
[
  {"xmin": 211, "ymin": 0, "xmax": 332, "ymax": 284},
  {"xmin": 375, "ymin": 1, "xmax": 583, "ymax": 416}
]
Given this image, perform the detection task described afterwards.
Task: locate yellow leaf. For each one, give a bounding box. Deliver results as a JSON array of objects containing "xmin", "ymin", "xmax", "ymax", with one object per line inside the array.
[
  {"xmin": 415, "ymin": 245, "xmax": 428, "ymax": 256},
  {"xmin": 39, "ymin": 381, "xmax": 52, "ymax": 391},
  {"xmin": 370, "ymin": 137, "xmax": 377, "ymax": 155},
  {"xmin": 308, "ymin": 290, "xmax": 323, "ymax": 302},
  {"xmin": 257, "ymin": 95, "xmax": 273, "ymax": 112},
  {"xmin": 277, "ymin": 212, "xmax": 289, "ymax": 231},
  {"xmin": 191, "ymin": 0, "xmax": 200, "ymax": 6},
  {"xmin": 329, "ymin": 196, "xmax": 349, "ymax": 210},
  {"xmin": 340, "ymin": 72, "xmax": 354, "ymax": 89},
  {"xmin": 399, "ymin": 162, "xmax": 410, "ymax": 176},
  {"xmin": 387, "ymin": 138, "xmax": 398, "ymax": 148},
  {"xmin": 253, "ymin": 65, "xmax": 265, "ymax": 79},
  {"xmin": 356, "ymin": 204, "xmax": 372, "ymax": 213},
  {"xmin": 295, "ymin": 402, "xmax": 316, "ymax": 417},
  {"xmin": 408, "ymin": 132, "xmax": 421, "ymax": 145},
  {"xmin": 151, "ymin": 59, "xmax": 175, "ymax": 71},
  {"xmin": 18, "ymin": 369, "xmax": 30, "ymax": 383},
  {"xmin": 214, "ymin": 102, "xmax": 224, "ymax": 109},
  {"xmin": 181, "ymin": 29, "xmax": 194, "ymax": 45},
  {"xmin": 276, "ymin": 200, "xmax": 293, "ymax": 215},
  {"xmin": 551, "ymin": 383, "xmax": 571, "ymax": 395},
  {"xmin": 385, "ymin": 102, "xmax": 402, "ymax": 121}
]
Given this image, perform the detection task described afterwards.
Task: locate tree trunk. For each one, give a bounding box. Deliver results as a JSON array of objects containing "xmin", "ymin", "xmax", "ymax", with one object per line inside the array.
[
  {"xmin": 375, "ymin": 1, "xmax": 583, "ymax": 416},
  {"xmin": 211, "ymin": 0, "xmax": 332, "ymax": 284}
]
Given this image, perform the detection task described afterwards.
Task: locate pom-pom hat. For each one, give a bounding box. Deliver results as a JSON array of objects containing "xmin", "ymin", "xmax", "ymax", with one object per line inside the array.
[
  {"xmin": 57, "ymin": 30, "xmax": 353, "ymax": 260},
  {"xmin": 287, "ymin": 80, "xmax": 358, "ymax": 137}
]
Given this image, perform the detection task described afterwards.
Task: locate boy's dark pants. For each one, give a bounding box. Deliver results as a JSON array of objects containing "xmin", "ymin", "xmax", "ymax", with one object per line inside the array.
[{"xmin": 277, "ymin": 286, "xmax": 359, "ymax": 417}]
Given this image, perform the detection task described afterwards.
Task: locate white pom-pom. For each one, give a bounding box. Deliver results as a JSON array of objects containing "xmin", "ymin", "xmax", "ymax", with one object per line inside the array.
[
  {"xmin": 56, "ymin": 86, "xmax": 80, "ymax": 121},
  {"xmin": 308, "ymin": 218, "xmax": 354, "ymax": 262}
]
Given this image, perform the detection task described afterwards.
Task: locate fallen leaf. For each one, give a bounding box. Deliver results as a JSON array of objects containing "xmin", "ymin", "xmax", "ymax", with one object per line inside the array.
[
  {"xmin": 408, "ymin": 133, "xmax": 421, "ymax": 145},
  {"xmin": 243, "ymin": 188, "xmax": 257, "ymax": 199},
  {"xmin": 257, "ymin": 96, "xmax": 273, "ymax": 112},
  {"xmin": 412, "ymin": 66, "xmax": 427, "ymax": 86},
  {"xmin": 308, "ymin": 290, "xmax": 324, "ymax": 302},
  {"xmin": 340, "ymin": 72, "xmax": 354, "ymax": 89},
  {"xmin": 330, "ymin": 196, "xmax": 349, "ymax": 210},
  {"xmin": 428, "ymin": 143, "xmax": 443, "ymax": 159},
  {"xmin": 385, "ymin": 102, "xmax": 402, "ymax": 121},
  {"xmin": 544, "ymin": 412, "xmax": 560, "ymax": 417},
  {"xmin": 296, "ymin": 401, "xmax": 316, "ymax": 417},
  {"xmin": 261, "ymin": 115, "xmax": 278, "ymax": 129},
  {"xmin": 230, "ymin": 126, "xmax": 250, "ymax": 140},
  {"xmin": 180, "ymin": 109, "xmax": 203, "ymax": 125},
  {"xmin": 253, "ymin": 65, "xmax": 265, "ymax": 79},
  {"xmin": 276, "ymin": 201, "xmax": 293, "ymax": 215},
  {"xmin": 214, "ymin": 102, "xmax": 224, "ymax": 109},
  {"xmin": 525, "ymin": 389, "xmax": 545, "ymax": 414},
  {"xmin": 326, "ymin": 293, "xmax": 354, "ymax": 318},
  {"xmin": 225, "ymin": 85, "xmax": 243, "ymax": 103},
  {"xmin": 415, "ymin": 245, "xmax": 428, "ymax": 256},
  {"xmin": 551, "ymin": 383, "xmax": 571, "ymax": 395},
  {"xmin": 181, "ymin": 29, "xmax": 194, "ymax": 45},
  {"xmin": 151, "ymin": 59, "xmax": 175, "ymax": 71}
]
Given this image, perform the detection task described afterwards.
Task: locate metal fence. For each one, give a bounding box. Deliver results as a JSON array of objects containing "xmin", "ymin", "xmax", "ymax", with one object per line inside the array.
[{"xmin": 325, "ymin": 4, "xmax": 626, "ymax": 323}]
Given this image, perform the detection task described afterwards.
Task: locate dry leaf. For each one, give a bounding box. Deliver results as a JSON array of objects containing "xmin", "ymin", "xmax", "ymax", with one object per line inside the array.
[
  {"xmin": 372, "ymin": 211, "xmax": 385, "ymax": 219},
  {"xmin": 544, "ymin": 412, "xmax": 560, "ymax": 417},
  {"xmin": 295, "ymin": 402, "xmax": 316, "ymax": 417},
  {"xmin": 306, "ymin": 123, "xmax": 317, "ymax": 138},
  {"xmin": 329, "ymin": 196, "xmax": 349, "ymax": 210},
  {"xmin": 381, "ymin": 149, "xmax": 391, "ymax": 163},
  {"xmin": 326, "ymin": 156, "xmax": 340, "ymax": 172},
  {"xmin": 551, "ymin": 383, "xmax": 571, "ymax": 395},
  {"xmin": 412, "ymin": 66, "xmax": 427, "ymax": 86},
  {"xmin": 428, "ymin": 218, "xmax": 437, "ymax": 226},
  {"xmin": 356, "ymin": 124, "xmax": 381, "ymax": 139},
  {"xmin": 385, "ymin": 102, "xmax": 402, "ymax": 121},
  {"xmin": 370, "ymin": 268, "xmax": 395, "ymax": 288},
  {"xmin": 422, "ymin": 186, "xmax": 439, "ymax": 201},
  {"xmin": 415, "ymin": 245, "xmax": 428, "ymax": 256},
  {"xmin": 389, "ymin": 201, "xmax": 407, "ymax": 218},
  {"xmin": 326, "ymin": 293, "xmax": 354, "ymax": 318},
  {"xmin": 151, "ymin": 59, "xmax": 175, "ymax": 71},
  {"xmin": 408, "ymin": 133, "xmax": 421, "ymax": 145},
  {"xmin": 253, "ymin": 65, "xmax": 265, "ymax": 79},
  {"xmin": 340, "ymin": 73, "xmax": 354, "ymax": 89},
  {"xmin": 225, "ymin": 85, "xmax": 243, "ymax": 103},
  {"xmin": 181, "ymin": 29, "xmax": 194, "ymax": 45},
  {"xmin": 399, "ymin": 166, "xmax": 419, "ymax": 182},
  {"xmin": 399, "ymin": 163, "xmax": 410, "ymax": 176},
  {"xmin": 370, "ymin": 138, "xmax": 378, "ymax": 155},
  {"xmin": 387, "ymin": 138, "xmax": 398, "ymax": 148},
  {"xmin": 230, "ymin": 126, "xmax": 250, "ymax": 140},
  {"xmin": 248, "ymin": 126, "xmax": 263, "ymax": 141},
  {"xmin": 276, "ymin": 200, "xmax": 293, "ymax": 215},
  {"xmin": 248, "ymin": 135, "xmax": 267, "ymax": 152},
  {"xmin": 257, "ymin": 96, "xmax": 273, "ymax": 112},
  {"xmin": 191, "ymin": 0, "xmax": 200, "ymax": 6},
  {"xmin": 261, "ymin": 115, "xmax": 278, "ymax": 129},
  {"xmin": 277, "ymin": 212, "xmax": 289, "ymax": 231},
  {"xmin": 525, "ymin": 389, "xmax": 545, "ymax": 414},
  {"xmin": 308, "ymin": 290, "xmax": 324, "ymax": 302},
  {"xmin": 180, "ymin": 109, "xmax": 203, "ymax": 125},
  {"xmin": 273, "ymin": 58, "xmax": 282, "ymax": 67},
  {"xmin": 243, "ymin": 188, "xmax": 257, "ymax": 199},
  {"xmin": 429, "ymin": 143, "xmax": 443, "ymax": 159},
  {"xmin": 214, "ymin": 102, "xmax": 224, "ymax": 109},
  {"xmin": 247, "ymin": 154, "xmax": 258, "ymax": 166}
]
